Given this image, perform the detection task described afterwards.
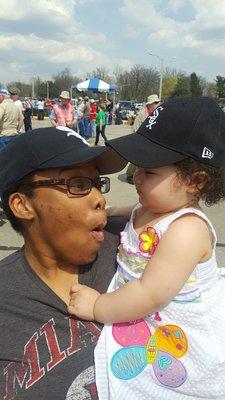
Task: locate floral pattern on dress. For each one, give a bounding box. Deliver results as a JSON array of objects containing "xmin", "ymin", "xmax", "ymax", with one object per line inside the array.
[
  {"xmin": 111, "ymin": 319, "xmax": 188, "ymax": 388},
  {"xmin": 138, "ymin": 226, "xmax": 159, "ymax": 255}
]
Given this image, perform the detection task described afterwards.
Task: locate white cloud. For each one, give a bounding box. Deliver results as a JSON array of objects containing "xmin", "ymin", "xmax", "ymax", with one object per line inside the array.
[
  {"xmin": 32, "ymin": 0, "xmax": 72, "ymax": 16},
  {"xmin": 0, "ymin": 0, "xmax": 224, "ymax": 83},
  {"xmin": 193, "ymin": 0, "xmax": 225, "ymax": 29},
  {"xmin": 0, "ymin": 0, "xmax": 26, "ymax": 19},
  {"xmin": 168, "ymin": 0, "xmax": 184, "ymax": 13},
  {"xmin": 120, "ymin": 0, "xmax": 178, "ymax": 32},
  {"xmin": 0, "ymin": 0, "xmax": 133, "ymax": 82},
  {"xmin": 120, "ymin": 0, "xmax": 225, "ymax": 59}
]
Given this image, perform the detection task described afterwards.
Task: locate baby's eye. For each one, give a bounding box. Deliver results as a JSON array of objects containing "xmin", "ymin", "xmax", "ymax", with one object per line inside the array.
[{"xmin": 145, "ymin": 170, "xmax": 154, "ymax": 175}]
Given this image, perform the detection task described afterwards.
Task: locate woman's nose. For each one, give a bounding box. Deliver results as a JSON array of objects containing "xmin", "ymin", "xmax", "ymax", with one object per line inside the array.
[{"xmin": 93, "ymin": 188, "xmax": 106, "ymax": 210}]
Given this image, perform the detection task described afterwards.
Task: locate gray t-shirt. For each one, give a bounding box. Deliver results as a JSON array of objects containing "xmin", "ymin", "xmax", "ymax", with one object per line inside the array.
[{"xmin": 0, "ymin": 217, "xmax": 126, "ymax": 400}]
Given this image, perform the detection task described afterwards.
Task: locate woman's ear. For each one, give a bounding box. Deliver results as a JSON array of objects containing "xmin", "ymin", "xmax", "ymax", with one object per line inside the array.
[{"xmin": 8, "ymin": 192, "xmax": 35, "ymax": 221}]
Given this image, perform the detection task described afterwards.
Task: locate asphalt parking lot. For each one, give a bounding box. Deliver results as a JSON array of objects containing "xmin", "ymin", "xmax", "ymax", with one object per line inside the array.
[{"xmin": 0, "ymin": 118, "xmax": 225, "ymax": 268}]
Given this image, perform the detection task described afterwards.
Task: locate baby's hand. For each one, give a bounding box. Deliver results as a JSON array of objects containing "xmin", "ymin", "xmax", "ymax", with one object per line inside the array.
[{"xmin": 67, "ymin": 283, "xmax": 100, "ymax": 320}]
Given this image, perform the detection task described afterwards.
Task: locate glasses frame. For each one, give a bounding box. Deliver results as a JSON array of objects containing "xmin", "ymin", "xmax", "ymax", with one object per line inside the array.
[{"xmin": 20, "ymin": 176, "xmax": 110, "ymax": 197}]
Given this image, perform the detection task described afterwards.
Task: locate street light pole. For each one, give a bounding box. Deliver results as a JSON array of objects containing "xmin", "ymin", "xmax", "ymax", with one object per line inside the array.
[
  {"xmin": 46, "ymin": 81, "xmax": 49, "ymax": 99},
  {"xmin": 159, "ymin": 57, "xmax": 164, "ymax": 101},
  {"xmin": 21, "ymin": 73, "xmax": 37, "ymax": 98},
  {"xmin": 148, "ymin": 53, "xmax": 164, "ymax": 100},
  {"xmin": 31, "ymin": 76, "xmax": 35, "ymax": 98}
]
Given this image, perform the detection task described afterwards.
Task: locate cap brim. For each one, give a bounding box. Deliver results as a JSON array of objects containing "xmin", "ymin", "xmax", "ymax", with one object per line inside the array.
[
  {"xmin": 37, "ymin": 145, "xmax": 127, "ymax": 174},
  {"xmin": 146, "ymin": 101, "xmax": 160, "ymax": 105},
  {"xmin": 107, "ymin": 133, "xmax": 187, "ymax": 168}
]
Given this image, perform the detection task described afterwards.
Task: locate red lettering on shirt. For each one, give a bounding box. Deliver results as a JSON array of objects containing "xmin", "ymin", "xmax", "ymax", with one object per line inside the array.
[
  {"xmin": 85, "ymin": 382, "xmax": 98, "ymax": 399},
  {"xmin": 40, "ymin": 318, "xmax": 66, "ymax": 371},
  {"xmin": 3, "ymin": 317, "xmax": 101, "ymax": 399},
  {"xmin": 67, "ymin": 317, "xmax": 101, "ymax": 356},
  {"xmin": 4, "ymin": 332, "xmax": 44, "ymax": 399}
]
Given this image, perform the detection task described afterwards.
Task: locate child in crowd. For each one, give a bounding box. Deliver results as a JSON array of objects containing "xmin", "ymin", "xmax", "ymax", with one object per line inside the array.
[
  {"xmin": 22, "ymin": 101, "xmax": 32, "ymax": 132},
  {"xmin": 68, "ymin": 97, "xmax": 225, "ymax": 399},
  {"xmin": 95, "ymin": 104, "xmax": 107, "ymax": 145}
]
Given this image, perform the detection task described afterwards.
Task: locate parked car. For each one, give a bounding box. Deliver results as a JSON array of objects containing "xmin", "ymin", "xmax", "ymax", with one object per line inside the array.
[
  {"xmin": 118, "ymin": 100, "xmax": 135, "ymax": 120},
  {"xmin": 134, "ymin": 102, "xmax": 145, "ymax": 111}
]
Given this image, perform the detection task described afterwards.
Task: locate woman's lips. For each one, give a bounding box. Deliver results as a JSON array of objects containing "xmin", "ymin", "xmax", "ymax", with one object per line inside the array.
[
  {"xmin": 91, "ymin": 229, "xmax": 105, "ymax": 242},
  {"xmin": 91, "ymin": 219, "xmax": 106, "ymax": 242}
]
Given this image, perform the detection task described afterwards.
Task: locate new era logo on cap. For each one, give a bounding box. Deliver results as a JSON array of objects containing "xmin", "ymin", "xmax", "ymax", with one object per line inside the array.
[{"xmin": 202, "ymin": 147, "xmax": 214, "ymax": 160}]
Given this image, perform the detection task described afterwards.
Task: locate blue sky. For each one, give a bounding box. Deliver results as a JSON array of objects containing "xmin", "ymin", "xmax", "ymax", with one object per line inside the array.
[{"xmin": 0, "ymin": 0, "xmax": 224, "ymax": 84}]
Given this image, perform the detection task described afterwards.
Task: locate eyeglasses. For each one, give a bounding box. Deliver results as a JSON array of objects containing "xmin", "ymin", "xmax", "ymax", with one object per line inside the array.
[{"xmin": 21, "ymin": 176, "xmax": 110, "ymax": 197}]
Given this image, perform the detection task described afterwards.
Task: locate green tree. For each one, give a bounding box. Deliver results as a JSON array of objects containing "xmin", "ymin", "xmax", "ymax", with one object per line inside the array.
[
  {"xmin": 7, "ymin": 81, "xmax": 32, "ymax": 97},
  {"xmin": 51, "ymin": 68, "xmax": 80, "ymax": 98},
  {"xmin": 202, "ymin": 81, "xmax": 217, "ymax": 99},
  {"xmin": 36, "ymin": 80, "xmax": 49, "ymax": 99},
  {"xmin": 86, "ymin": 67, "xmax": 112, "ymax": 83},
  {"xmin": 215, "ymin": 75, "xmax": 225, "ymax": 99},
  {"xmin": 190, "ymin": 72, "xmax": 202, "ymax": 97},
  {"xmin": 33, "ymin": 76, "xmax": 43, "ymax": 98},
  {"xmin": 161, "ymin": 69, "xmax": 179, "ymax": 99},
  {"xmin": 171, "ymin": 74, "xmax": 191, "ymax": 97},
  {"xmin": 114, "ymin": 64, "xmax": 159, "ymax": 101}
]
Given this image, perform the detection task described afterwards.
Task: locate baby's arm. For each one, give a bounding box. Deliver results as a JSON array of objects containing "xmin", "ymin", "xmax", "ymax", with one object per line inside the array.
[{"xmin": 68, "ymin": 215, "xmax": 210, "ymax": 323}]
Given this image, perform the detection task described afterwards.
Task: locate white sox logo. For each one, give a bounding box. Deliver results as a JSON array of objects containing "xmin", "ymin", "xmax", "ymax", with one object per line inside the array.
[
  {"xmin": 56, "ymin": 126, "xmax": 91, "ymax": 146},
  {"xmin": 146, "ymin": 106, "xmax": 164, "ymax": 130}
]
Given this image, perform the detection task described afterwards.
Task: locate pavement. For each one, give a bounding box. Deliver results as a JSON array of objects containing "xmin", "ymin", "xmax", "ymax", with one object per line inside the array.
[{"xmin": 1, "ymin": 118, "xmax": 225, "ymax": 267}]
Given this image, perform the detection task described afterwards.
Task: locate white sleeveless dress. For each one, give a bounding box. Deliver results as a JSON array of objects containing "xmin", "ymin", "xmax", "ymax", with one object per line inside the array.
[{"xmin": 95, "ymin": 206, "xmax": 225, "ymax": 399}]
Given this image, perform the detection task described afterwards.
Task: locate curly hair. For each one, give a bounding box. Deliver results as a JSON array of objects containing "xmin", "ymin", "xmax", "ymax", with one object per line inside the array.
[{"xmin": 175, "ymin": 158, "xmax": 225, "ymax": 206}]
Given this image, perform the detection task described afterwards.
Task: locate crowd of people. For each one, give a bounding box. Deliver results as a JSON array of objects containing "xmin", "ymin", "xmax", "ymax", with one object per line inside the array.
[
  {"xmin": 49, "ymin": 92, "xmax": 113, "ymax": 142},
  {"xmin": 1, "ymin": 90, "xmax": 225, "ymax": 400},
  {"xmin": 0, "ymin": 86, "xmax": 116, "ymax": 145}
]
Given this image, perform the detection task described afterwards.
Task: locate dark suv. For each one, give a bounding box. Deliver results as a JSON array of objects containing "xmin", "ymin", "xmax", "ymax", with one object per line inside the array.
[{"xmin": 118, "ymin": 100, "xmax": 135, "ymax": 120}]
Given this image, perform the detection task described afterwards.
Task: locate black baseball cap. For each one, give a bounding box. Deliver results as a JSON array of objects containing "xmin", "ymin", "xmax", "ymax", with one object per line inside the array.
[
  {"xmin": 107, "ymin": 97, "xmax": 225, "ymax": 168},
  {"xmin": 0, "ymin": 127, "xmax": 127, "ymax": 196}
]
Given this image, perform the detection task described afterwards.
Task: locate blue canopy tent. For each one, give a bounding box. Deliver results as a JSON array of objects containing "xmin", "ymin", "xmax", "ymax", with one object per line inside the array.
[
  {"xmin": 108, "ymin": 84, "xmax": 116, "ymax": 93},
  {"xmin": 71, "ymin": 77, "xmax": 116, "ymax": 93},
  {"xmin": 70, "ymin": 77, "xmax": 116, "ymax": 101}
]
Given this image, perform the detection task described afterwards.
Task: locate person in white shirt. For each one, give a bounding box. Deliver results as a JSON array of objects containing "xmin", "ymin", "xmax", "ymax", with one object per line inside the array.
[{"xmin": 37, "ymin": 98, "xmax": 45, "ymax": 120}]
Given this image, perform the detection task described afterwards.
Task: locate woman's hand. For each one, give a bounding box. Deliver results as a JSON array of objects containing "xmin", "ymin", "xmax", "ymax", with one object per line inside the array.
[{"xmin": 67, "ymin": 283, "xmax": 100, "ymax": 320}]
